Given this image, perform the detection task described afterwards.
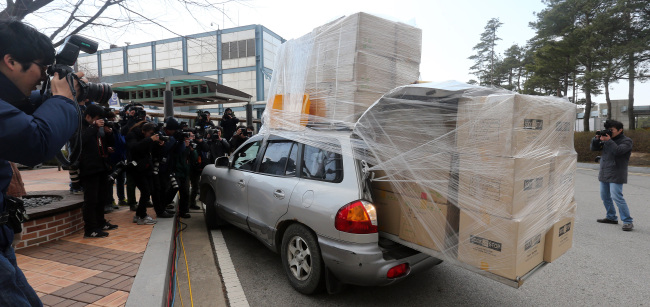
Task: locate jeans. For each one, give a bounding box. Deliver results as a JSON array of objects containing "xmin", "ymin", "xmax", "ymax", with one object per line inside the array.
[
  {"xmin": 0, "ymin": 247, "xmax": 42, "ymax": 307},
  {"xmin": 600, "ymin": 181, "xmax": 633, "ymax": 224}
]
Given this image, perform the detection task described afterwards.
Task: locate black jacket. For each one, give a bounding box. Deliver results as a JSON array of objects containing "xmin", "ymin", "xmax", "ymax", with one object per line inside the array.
[
  {"xmin": 126, "ymin": 129, "xmax": 155, "ymax": 173},
  {"xmin": 229, "ymin": 135, "xmax": 247, "ymax": 153},
  {"xmin": 590, "ymin": 132, "xmax": 633, "ymax": 184},
  {"xmin": 78, "ymin": 121, "xmax": 113, "ymax": 177},
  {"xmin": 209, "ymin": 138, "xmax": 230, "ymax": 161},
  {"xmin": 221, "ymin": 114, "xmax": 239, "ymax": 140}
]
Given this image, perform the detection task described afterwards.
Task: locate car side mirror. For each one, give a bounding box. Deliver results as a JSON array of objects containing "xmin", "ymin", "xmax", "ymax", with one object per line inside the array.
[{"xmin": 215, "ymin": 156, "xmax": 229, "ymax": 167}]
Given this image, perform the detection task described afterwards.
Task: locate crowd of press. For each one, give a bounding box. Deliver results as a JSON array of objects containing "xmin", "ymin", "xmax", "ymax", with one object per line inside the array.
[{"xmin": 72, "ymin": 103, "xmax": 255, "ymax": 238}]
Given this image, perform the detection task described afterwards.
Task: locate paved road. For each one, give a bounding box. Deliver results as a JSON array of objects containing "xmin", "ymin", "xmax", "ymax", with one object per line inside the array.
[{"xmin": 219, "ymin": 168, "xmax": 650, "ymax": 306}]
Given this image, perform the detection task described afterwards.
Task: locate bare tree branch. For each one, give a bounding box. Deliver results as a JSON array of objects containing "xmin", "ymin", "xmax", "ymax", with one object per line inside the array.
[
  {"xmin": 49, "ymin": 0, "xmax": 83, "ymax": 40},
  {"xmin": 51, "ymin": 0, "xmax": 126, "ymax": 47}
]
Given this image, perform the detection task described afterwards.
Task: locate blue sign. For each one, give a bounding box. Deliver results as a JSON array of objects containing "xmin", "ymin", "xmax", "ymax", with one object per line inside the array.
[{"xmin": 108, "ymin": 92, "xmax": 119, "ymax": 106}]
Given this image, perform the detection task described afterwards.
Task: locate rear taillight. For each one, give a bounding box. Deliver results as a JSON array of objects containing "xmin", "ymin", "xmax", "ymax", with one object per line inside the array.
[
  {"xmin": 386, "ymin": 263, "xmax": 409, "ymax": 279},
  {"xmin": 335, "ymin": 200, "xmax": 378, "ymax": 234}
]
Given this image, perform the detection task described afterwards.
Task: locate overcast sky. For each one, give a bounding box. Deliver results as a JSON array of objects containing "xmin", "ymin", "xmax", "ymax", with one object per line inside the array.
[{"xmin": 25, "ymin": 0, "xmax": 650, "ymax": 105}]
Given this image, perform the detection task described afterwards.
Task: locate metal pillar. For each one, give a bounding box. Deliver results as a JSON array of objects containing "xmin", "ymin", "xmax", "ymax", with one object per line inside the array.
[
  {"xmin": 246, "ymin": 101, "xmax": 253, "ymax": 127},
  {"xmin": 164, "ymin": 81, "xmax": 174, "ymax": 118}
]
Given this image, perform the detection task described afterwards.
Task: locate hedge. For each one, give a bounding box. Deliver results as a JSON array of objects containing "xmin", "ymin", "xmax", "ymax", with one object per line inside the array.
[{"xmin": 575, "ymin": 129, "xmax": 650, "ymax": 165}]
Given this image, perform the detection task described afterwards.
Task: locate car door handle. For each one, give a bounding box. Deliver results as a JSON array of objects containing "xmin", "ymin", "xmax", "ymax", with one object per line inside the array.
[
  {"xmin": 237, "ymin": 180, "xmax": 246, "ymax": 188},
  {"xmin": 273, "ymin": 190, "xmax": 285, "ymax": 199}
]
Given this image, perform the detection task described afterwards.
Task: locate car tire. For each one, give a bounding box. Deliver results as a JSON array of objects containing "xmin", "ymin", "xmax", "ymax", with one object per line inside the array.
[
  {"xmin": 204, "ymin": 190, "xmax": 224, "ymax": 229},
  {"xmin": 281, "ymin": 224, "xmax": 324, "ymax": 295}
]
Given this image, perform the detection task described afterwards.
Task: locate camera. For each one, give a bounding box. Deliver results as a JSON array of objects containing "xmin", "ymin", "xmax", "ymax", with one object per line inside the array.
[
  {"xmin": 42, "ymin": 35, "xmax": 113, "ymax": 105},
  {"xmin": 596, "ymin": 129, "xmax": 612, "ymax": 137},
  {"xmin": 108, "ymin": 160, "xmax": 135, "ymax": 182},
  {"xmin": 156, "ymin": 131, "xmax": 170, "ymax": 142}
]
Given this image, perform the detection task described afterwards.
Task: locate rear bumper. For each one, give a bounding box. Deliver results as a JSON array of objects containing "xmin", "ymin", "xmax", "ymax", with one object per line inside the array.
[{"xmin": 318, "ymin": 235, "xmax": 438, "ymax": 287}]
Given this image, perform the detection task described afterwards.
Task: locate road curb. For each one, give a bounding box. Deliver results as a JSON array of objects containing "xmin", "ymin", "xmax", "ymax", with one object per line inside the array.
[
  {"xmin": 577, "ymin": 162, "xmax": 650, "ymax": 174},
  {"xmin": 125, "ymin": 216, "xmax": 177, "ymax": 307}
]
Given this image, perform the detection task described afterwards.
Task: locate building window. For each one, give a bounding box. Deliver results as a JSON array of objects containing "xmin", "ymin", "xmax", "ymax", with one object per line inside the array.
[{"xmin": 222, "ymin": 39, "xmax": 255, "ymax": 60}]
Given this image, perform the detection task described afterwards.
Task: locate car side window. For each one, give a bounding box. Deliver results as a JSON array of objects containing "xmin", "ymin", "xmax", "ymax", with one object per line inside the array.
[
  {"xmin": 233, "ymin": 141, "xmax": 262, "ymax": 171},
  {"xmin": 259, "ymin": 142, "xmax": 295, "ymax": 176},
  {"xmin": 301, "ymin": 144, "xmax": 342, "ymax": 182}
]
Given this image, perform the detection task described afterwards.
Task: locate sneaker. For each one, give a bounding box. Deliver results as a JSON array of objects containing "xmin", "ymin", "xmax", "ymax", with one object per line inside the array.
[
  {"xmin": 157, "ymin": 211, "xmax": 174, "ymax": 219},
  {"xmin": 111, "ymin": 201, "xmax": 119, "ymax": 210},
  {"xmin": 166, "ymin": 204, "xmax": 175, "ymax": 210},
  {"xmin": 118, "ymin": 200, "xmax": 129, "ymax": 206},
  {"xmin": 70, "ymin": 189, "xmax": 84, "ymax": 195},
  {"xmin": 189, "ymin": 204, "xmax": 201, "ymax": 210},
  {"xmin": 129, "ymin": 204, "xmax": 137, "ymax": 211},
  {"xmin": 84, "ymin": 229, "xmax": 109, "ymax": 238},
  {"xmin": 622, "ymin": 223, "xmax": 634, "ymax": 231},
  {"xmin": 102, "ymin": 221, "xmax": 119, "ymax": 230},
  {"xmin": 597, "ymin": 218, "xmax": 618, "ymax": 224},
  {"xmin": 180, "ymin": 212, "xmax": 191, "ymax": 219},
  {"xmin": 137, "ymin": 216, "xmax": 157, "ymax": 225},
  {"xmin": 133, "ymin": 215, "xmax": 139, "ymax": 223}
]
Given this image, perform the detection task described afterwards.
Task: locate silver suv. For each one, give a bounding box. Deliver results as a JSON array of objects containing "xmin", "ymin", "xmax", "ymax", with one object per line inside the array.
[{"xmin": 199, "ymin": 130, "xmax": 440, "ymax": 294}]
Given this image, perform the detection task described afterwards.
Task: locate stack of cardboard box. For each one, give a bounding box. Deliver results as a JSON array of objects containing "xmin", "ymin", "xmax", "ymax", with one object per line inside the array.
[
  {"xmin": 455, "ymin": 93, "xmax": 576, "ymax": 280},
  {"xmin": 369, "ymin": 91, "xmax": 577, "ymax": 281},
  {"xmin": 266, "ymin": 12, "xmax": 422, "ymax": 128}
]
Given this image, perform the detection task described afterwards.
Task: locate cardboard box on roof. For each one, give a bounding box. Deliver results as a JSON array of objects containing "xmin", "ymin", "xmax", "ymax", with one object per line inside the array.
[
  {"xmin": 458, "ymin": 155, "xmax": 552, "ymax": 219},
  {"xmin": 398, "ymin": 197, "xmax": 448, "ymax": 252},
  {"xmin": 457, "ymin": 93, "xmax": 571, "ymax": 157},
  {"xmin": 301, "ymin": 12, "xmax": 422, "ymax": 123},
  {"xmin": 458, "ymin": 209, "xmax": 546, "ymax": 280}
]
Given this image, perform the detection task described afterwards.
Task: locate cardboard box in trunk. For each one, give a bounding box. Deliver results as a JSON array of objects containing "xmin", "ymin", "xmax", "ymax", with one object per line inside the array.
[
  {"xmin": 371, "ymin": 189, "xmax": 403, "ymax": 235},
  {"xmin": 457, "ymin": 93, "xmax": 571, "ymax": 157},
  {"xmin": 371, "ymin": 169, "xmax": 449, "ymax": 205},
  {"xmin": 458, "ymin": 209, "xmax": 546, "ymax": 280},
  {"xmin": 458, "ymin": 155, "xmax": 551, "ymax": 219},
  {"xmin": 398, "ymin": 197, "xmax": 448, "ymax": 252}
]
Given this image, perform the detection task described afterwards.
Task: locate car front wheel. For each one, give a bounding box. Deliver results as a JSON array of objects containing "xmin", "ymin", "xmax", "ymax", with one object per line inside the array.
[{"xmin": 281, "ymin": 224, "xmax": 324, "ymax": 294}]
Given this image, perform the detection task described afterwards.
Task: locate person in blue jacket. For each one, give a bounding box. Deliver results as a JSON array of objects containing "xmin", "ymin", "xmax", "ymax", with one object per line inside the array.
[{"xmin": 0, "ymin": 19, "xmax": 85, "ymax": 306}]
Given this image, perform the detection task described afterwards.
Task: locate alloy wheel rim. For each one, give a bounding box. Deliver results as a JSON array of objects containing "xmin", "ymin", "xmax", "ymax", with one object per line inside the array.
[{"xmin": 287, "ymin": 235, "xmax": 312, "ymax": 281}]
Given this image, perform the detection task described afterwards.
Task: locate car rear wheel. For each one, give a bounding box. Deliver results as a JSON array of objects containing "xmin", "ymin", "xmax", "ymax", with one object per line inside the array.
[{"xmin": 281, "ymin": 224, "xmax": 324, "ymax": 294}]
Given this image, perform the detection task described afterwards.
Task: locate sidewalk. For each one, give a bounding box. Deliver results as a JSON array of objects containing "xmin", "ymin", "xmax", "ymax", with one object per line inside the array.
[{"xmin": 15, "ymin": 167, "xmax": 157, "ymax": 307}]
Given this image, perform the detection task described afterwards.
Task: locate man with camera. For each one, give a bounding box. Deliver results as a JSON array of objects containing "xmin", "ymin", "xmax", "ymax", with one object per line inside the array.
[
  {"xmin": 221, "ymin": 107, "xmax": 239, "ymax": 140},
  {"xmin": 196, "ymin": 110, "xmax": 216, "ymax": 130},
  {"xmin": 590, "ymin": 119, "xmax": 634, "ymax": 231},
  {"xmin": 0, "ymin": 19, "xmax": 86, "ymax": 306},
  {"xmin": 78, "ymin": 104, "xmax": 118, "ymax": 238},
  {"xmin": 229, "ymin": 125, "xmax": 254, "ymax": 153}
]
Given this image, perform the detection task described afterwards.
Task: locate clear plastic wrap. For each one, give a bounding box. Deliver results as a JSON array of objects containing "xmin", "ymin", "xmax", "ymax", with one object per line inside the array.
[{"xmin": 260, "ymin": 12, "xmax": 577, "ymax": 286}]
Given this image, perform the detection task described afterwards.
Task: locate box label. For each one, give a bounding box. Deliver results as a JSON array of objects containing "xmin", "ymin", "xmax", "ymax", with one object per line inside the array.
[
  {"xmin": 523, "ymin": 119, "xmax": 544, "ymax": 130},
  {"xmin": 524, "ymin": 177, "xmax": 544, "ymax": 191},
  {"xmin": 559, "ymin": 221, "xmax": 572, "ymax": 237},
  {"xmin": 524, "ymin": 234, "xmax": 542, "ymax": 251},
  {"xmin": 470, "ymin": 235, "xmax": 502, "ymax": 252}
]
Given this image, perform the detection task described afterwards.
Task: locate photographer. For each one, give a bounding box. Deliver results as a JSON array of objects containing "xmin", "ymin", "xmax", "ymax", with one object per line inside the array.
[
  {"xmin": 196, "ymin": 110, "xmax": 216, "ymax": 130},
  {"xmin": 0, "ymin": 19, "xmax": 85, "ymax": 306},
  {"xmin": 78, "ymin": 104, "xmax": 118, "ymax": 238},
  {"xmin": 209, "ymin": 127, "xmax": 230, "ymax": 160},
  {"xmin": 187, "ymin": 129, "xmax": 209, "ymax": 210},
  {"xmin": 221, "ymin": 107, "xmax": 239, "ymax": 140},
  {"xmin": 153, "ymin": 117, "xmax": 188, "ymax": 218},
  {"xmin": 172, "ymin": 137, "xmax": 198, "ymax": 218},
  {"xmin": 229, "ymin": 125, "xmax": 254, "ymax": 153},
  {"xmin": 120, "ymin": 104, "xmax": 147, "ymax": 210},
  {"xmin": 590, "ymin": 119, "xmax": 634, "ymax": 231},
  {"xmin": 106, "ymin": 108, "xmax": 127, "ymax": 209},
  {"xmin": 125, "ymin": 121, "xmax": 161, "ymax": 225}
]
